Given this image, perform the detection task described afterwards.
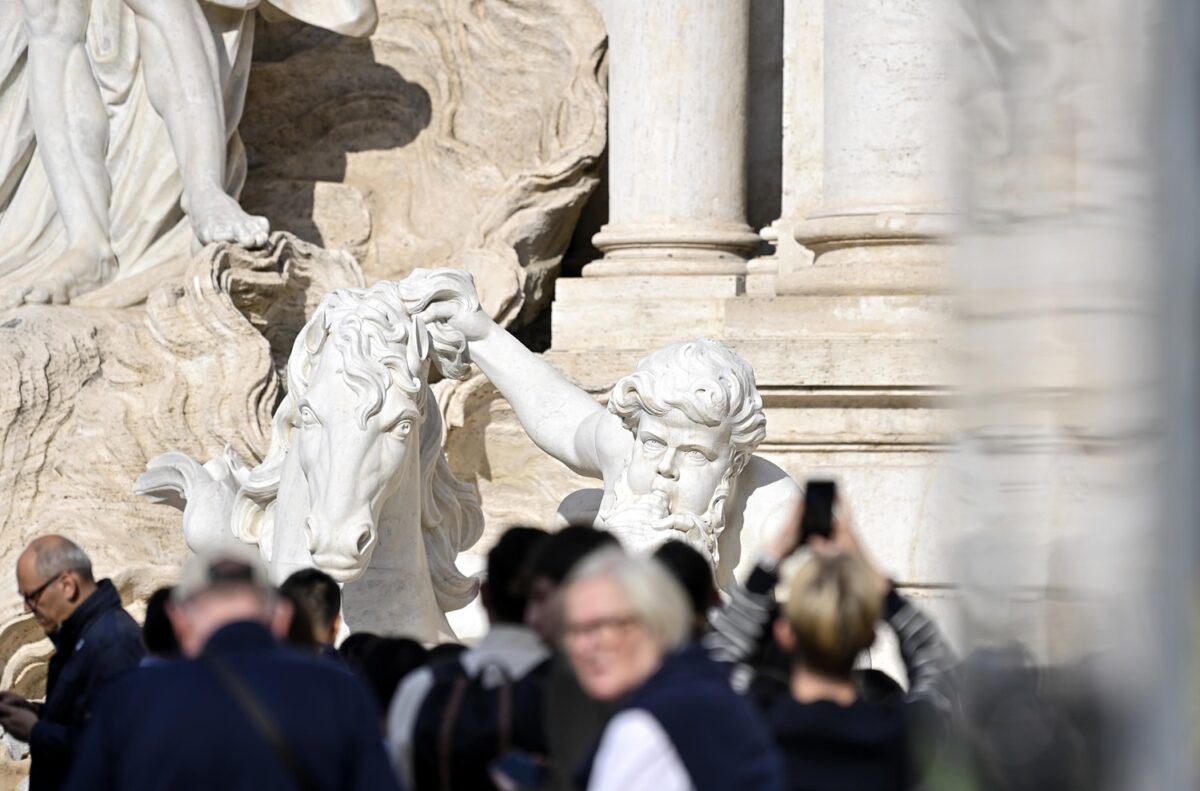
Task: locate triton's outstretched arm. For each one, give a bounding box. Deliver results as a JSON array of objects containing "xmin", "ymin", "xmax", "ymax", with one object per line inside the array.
[{"xmin": 409, "ymin": 273, "xmax": 626, "ymax": 478}]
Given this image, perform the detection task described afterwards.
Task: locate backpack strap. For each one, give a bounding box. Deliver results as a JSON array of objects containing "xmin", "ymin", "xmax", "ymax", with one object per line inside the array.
[
  {"xmin": 438, "ymin": 671, "xmax": 470, "ymax": 791},
  {"xmin": 434, "ymin": 658, "xmax": 517, "ymax": 791},
  {"xmin": 203, "ymin": 653, "xmax": 321, "ymax": 791}
]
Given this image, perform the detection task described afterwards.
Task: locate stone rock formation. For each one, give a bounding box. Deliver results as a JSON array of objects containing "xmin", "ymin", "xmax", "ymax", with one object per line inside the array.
[
  {"xmin": 240, "ymin": 0, "xmax": 608, "ymax": 326},
  {"xmin": 0, "ymin": 233, "xmax": 363, "ymax": 691}
]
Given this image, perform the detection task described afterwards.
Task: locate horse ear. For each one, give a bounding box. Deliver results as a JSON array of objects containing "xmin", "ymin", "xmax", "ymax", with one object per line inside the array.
[
  {"xmin": 406, "ymin": 315, "xmax": 431, "ymax": 373},
  {"xmin": 302, "ymin": 308, "xmax": 329, "ymax": 353}
]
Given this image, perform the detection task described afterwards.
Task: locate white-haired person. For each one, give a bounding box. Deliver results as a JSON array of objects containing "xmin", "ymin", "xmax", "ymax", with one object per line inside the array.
[{"xmin": 561, "ymin": 550, "xmax": 783, "ymax": 791}]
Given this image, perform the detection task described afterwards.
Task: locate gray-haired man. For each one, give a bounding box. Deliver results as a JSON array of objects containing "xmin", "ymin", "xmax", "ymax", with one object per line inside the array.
[{"xmin": 0, "ymin": 536, "xmax": 144, "ymax": 791}]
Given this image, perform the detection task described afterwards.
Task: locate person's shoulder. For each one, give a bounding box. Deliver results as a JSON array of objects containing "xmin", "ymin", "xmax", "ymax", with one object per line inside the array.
[
  {"xmin": 94, "ymin": 600, "xmax": 142, "ymax": 638},
  {"xmin": 769, "ymin": 696, "xmax": 908, "ymax": 739},
  {"xmin": 94, "ymin": 659, "xmax": 203, "ymax": 713},
  {"xmin": 640, "ymin": 650, "xmax": 742, "ymax": 711},
  {"xmin": 259, "ymin": 647, "xmax": 356, "ymax": 683},
  {"xmin": 85, "ymin": 605, "xmax": 146, "ymax": 673}
]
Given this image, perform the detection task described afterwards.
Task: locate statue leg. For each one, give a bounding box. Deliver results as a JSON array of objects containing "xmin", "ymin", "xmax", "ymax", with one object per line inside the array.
[
  {"xmin": 123, "ymin": 0, "xmax": 269, "ymax": 249},
  {"xmin": 16, "ymin": 0, "xmax": 117, "ymax": 305}
]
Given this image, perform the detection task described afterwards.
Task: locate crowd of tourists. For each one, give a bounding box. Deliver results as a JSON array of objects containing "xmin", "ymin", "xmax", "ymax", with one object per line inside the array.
[{"xmin": 0, "ymin": 498, "xmax": 1103, "ymax": 791}]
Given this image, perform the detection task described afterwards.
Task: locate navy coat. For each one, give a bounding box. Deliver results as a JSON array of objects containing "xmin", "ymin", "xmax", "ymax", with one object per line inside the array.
[
  {"xmin": 30, "ymin": 579, "xmax": 144, "ymax": 791},
  {"xmin": 63, "ymin": 621, "xmax": 403, "ymax": 791},
  {"xmin": 589, "ymin": 642, "xmax": 784, "ymax": 791}
]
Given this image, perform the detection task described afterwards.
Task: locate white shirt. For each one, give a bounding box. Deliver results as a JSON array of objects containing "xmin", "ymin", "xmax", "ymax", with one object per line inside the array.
[
  {"xmin": 588, "ymin": 709, "xmax": 692, "ymax": 791},
  {"xmin": 385, "ymin": 624, "xmax": 549, "ymax": 786}
]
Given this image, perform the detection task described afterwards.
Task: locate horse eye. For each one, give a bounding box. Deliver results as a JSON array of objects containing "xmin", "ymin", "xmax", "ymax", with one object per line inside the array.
[
  {"xmin": 299, "ymin": 406, "xmax": 320, "ymax": 427},
  {"xmin": 391, "ymin": 419, "xmax": 414, "ymax": 438}
]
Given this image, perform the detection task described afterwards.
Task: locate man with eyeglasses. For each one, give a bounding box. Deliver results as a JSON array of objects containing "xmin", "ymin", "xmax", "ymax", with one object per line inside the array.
[{"xmin": 0, "ymin": 536, "xmax": 143, "ymax": 791}]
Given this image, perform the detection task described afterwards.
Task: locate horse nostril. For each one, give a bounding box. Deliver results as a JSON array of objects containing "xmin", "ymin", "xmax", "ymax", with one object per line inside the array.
[{"xmin": 355, "ymin": 526, "xmax": 372, "ymax": 555}]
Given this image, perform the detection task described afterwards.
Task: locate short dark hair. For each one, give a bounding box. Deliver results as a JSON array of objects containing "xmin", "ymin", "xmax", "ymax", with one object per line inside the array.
[
  {"xmin": 525, "ymin": 525, "xmax": 620, "ymax": 586},
  {"xmin": 653, "ymin": 540, "xmax": 717, "ymax": 631},
  {"xmin": 338, "ymin": 632, "xmax": 382, "ymax": 671},
  {"xmin": 280, "ymin": 568, "xmax": 342, "ymax": 639},
  {"xmin": 485, "ymin": 526, "xmax": 549, "ymax": 624},
  {"xmin": 142, "ymin": 586, "xmax": 179, "ymax": 658},
  {"xmin": 279, "ymin": 588, "xmax": 319, "ymax": 653},
  {"xmin": 360, "ymin": 637, "xmax": 428, "ymax": 714},
  {"xmin": 427, "ymin": 642, "xmax": 467, "ymax": 664}
]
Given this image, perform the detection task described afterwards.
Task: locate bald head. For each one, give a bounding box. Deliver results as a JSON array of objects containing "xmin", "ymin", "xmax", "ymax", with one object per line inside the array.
[{"xmin": 21, "ymin": 536, "xmax": 94, "ymax": 585}]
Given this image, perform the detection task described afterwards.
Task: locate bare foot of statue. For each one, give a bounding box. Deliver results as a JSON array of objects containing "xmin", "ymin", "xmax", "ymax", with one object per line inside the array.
[
  {"xmin": 0, "ymin": 245, "xmax": 117, "ymax": 309},
  {"xmin": 185, "ymin": 187, "xmax": 270, "ymax": 249}
]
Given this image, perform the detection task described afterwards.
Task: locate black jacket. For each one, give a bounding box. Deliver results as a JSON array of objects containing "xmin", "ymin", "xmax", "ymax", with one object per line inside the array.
[
  {"xmin": 64, "ymin": 621, "xmax": 403, "ymax": 791},
  {"xmin": 769, "ymin": 696, "xmax": 920, "ymax": 791},
  {"xmin": 30, "ymin": 579, "xmax": 144, "ymax": 791}
]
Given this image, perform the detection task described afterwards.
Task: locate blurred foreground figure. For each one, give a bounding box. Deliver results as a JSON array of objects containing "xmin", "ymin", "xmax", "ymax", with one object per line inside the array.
[
  {"xmin": 524, "ymin": 525, "xmax": 620, "ymax": 790},
  {"xmin": 141, "ymin": 586, "xmax": 181, "ymax": 664},
  {"xmin": 388, "ymin": 526, "xmax": 549, "ymax": 790},
  {"xmin": 652, "ymin": 540, "xmax": 720, "ymax": 640},
  {"xmin": 563, "ymin": 550, "xmax": 783, "ymax": 791},
  {"xmin": 767, "ymin": 504, "xmax": 956, "ymax": 791},
  {"xmin": 64, "ymin": 544, "xmax": 401, "ymax": 791},
  {"xmin": 0, "ymin": 536, "xmax": 143, "ymax": 791},
  {"xmin": 280, "ymin": 568, "xmax": 343, "ymax": 658}
]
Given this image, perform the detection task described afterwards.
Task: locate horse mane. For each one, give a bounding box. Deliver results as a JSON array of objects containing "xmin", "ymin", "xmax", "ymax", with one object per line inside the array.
[{"xmin": 230, "ymin": 277, "xmax": 484, "ymax": 609}]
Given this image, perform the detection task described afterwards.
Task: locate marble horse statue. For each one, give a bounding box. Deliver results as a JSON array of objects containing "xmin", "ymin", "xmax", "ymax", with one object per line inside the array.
[{"xmin": 136, "ymin": 270, "xmax": 483, "ymax": 643}]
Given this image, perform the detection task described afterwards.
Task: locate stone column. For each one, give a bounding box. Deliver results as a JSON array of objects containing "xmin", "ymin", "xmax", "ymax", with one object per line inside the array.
[
  {"xmin": 782, "ymin": 0, "xmax": 954, "ymax": 295},
  {"xmin": 747, "ymin": 0, "xmax": 824, "ymax": 295},
  {"xmin": 586, "ymin": 0, "xmax": 759, "ymax": 278}
]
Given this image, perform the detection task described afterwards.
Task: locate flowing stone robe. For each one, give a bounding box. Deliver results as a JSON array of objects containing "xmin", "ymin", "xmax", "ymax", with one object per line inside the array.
[{"xmin": 0, "ymin": 0, "xmax": 375, "ymax": 307}]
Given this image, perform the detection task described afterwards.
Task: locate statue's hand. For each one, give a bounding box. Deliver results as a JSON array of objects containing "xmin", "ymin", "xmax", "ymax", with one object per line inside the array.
[{"xmin": 401, "ymin": 268, "xmax": 492, "ymax": 342}]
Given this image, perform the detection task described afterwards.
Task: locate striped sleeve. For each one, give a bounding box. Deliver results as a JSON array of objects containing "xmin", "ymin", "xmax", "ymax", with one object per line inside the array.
[
  {"xmin": 884, "ymin": 588, "xmax": 957, "ymax": 715},
  {"xmin": 704, "ymin": 564, "xmax": 779, "ymax": 664}
]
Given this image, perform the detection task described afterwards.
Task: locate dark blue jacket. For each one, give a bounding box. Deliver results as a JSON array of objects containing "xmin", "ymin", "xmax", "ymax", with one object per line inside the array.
[
  {"xmin": 31, "ymin": 579, "xmax": 144, "ymax": 791},
  {"xmin": 769, "ymin": 697, "xmax": 916, "ymax": 791},
  {"xmin": 63, "ymin": 621, "xmax": 403, "ymax": 791},
  {"xmin": 601, "ymin": 642, "xmax": 784, "ymax": 791}
]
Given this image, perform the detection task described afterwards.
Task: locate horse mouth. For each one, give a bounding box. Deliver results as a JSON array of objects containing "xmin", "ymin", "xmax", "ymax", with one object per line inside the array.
[{"xmin": 310, "ymin": 552, "xmax": 371, "ymax": 583}]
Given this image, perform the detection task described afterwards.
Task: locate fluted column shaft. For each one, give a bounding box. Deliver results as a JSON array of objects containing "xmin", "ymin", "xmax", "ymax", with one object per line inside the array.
[{"xmin": 588, "ymin": 0, "xmax": 759, "ymax": 277}]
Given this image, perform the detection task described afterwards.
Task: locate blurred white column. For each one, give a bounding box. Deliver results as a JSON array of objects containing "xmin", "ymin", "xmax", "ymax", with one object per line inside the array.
[
  {"xmin": 781, "ymin": 0, "xmax": 954, "ymax": 295},
  {"xmin": 587, "ymin": 0, "xmax": 759, "ymax": 278}
]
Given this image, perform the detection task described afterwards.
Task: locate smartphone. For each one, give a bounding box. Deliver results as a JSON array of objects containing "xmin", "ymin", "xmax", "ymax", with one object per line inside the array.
[
  {"xmin": 801, "ymin": 480, "xmax": 837, "ymax": 543},
  {"xmin": 490, "ymin": 751, "xmax": 549, "ymax": 790}
]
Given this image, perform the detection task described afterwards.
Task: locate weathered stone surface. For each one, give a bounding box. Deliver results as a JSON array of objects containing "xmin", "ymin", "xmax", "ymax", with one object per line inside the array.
[
  {"xmin": 0, "ymin": 233, "xmax": 362, "ymax": 690},
  {"xmin": 240, "ymin": 0, "xmax": 608, "ymax": 326}
]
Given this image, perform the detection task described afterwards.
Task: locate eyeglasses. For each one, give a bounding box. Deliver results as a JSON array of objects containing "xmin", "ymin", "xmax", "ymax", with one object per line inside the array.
[
  {"xmin": 562, "ymin": 614, "xmax": 640, "ymax": 643},
  {"xmin": 20, "ymin": 572, "xmax": 63, "ymax": 609}
]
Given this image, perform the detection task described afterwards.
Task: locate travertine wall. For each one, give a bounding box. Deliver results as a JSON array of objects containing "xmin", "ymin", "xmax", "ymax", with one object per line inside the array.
[{"xmin": 442, "ymin": 1, "xmax": 960, "ymax": 672}]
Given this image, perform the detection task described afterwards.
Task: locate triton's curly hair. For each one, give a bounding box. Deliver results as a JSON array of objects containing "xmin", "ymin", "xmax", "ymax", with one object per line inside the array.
[{"xmin": 608, "ymin": 339, "xmax": 767, "ymax": 477}]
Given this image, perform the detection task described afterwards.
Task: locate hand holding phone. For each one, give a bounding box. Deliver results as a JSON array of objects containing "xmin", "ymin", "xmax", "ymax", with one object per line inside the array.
[{"xmin": 800, "ymin": 480, "xmax": 837, "ymax": 545}]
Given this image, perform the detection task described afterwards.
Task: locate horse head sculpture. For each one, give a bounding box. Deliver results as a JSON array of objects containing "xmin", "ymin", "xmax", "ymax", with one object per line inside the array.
[{"xmin": 137, "ymin": 270, "xmax": 484, "ymax": 642}]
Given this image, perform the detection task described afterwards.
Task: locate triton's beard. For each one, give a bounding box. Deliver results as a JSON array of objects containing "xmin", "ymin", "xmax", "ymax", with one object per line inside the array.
[{"xmin": 597, "ymin": 461, "xmax": 733, "ymax": 565}]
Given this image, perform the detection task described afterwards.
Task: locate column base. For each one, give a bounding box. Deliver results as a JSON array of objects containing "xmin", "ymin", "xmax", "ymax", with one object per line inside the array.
[
  {"xmin": 781, "ymin": 211, "xmax": 953, "ymax": 295},
  {"xmin": 588, "ymin": 223, "xmax": 762, "ymax": 277},
  {"xmin": 746, "ymin": 222, "xmax": 780, "ymax": 296}
]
